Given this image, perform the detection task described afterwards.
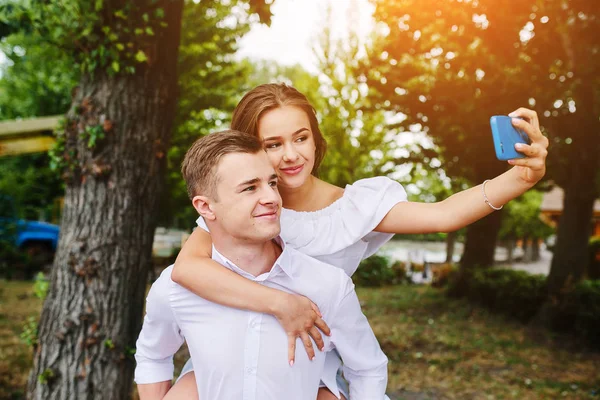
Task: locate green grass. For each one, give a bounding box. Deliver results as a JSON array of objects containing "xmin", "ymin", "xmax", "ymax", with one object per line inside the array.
[
  {"xmin": 1, "ymin": 281, "xmax": 598, "ymax": 399},
  {"xmin": 358, "ymin": 285, "xmax": 600, "ymax": 399}
]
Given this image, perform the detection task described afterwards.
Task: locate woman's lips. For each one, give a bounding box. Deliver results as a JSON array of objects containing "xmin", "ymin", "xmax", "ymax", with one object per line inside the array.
[{"xmin": 280, "ymin": 164, "xmax": 304, "ymax": 176}]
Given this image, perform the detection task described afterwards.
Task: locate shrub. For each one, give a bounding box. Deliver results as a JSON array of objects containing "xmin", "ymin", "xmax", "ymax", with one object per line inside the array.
[
  {"xmin": 431, "ymin": 263, "xmax": 457, "ymax": 288},
  {"xmin": 588, "ymin": 236, "xmax": 600, "ymax": 280},
  {"xmin": 572, "ymin": 280, "xmax": 600, "ymax": 348},
  {"xmin": 460, "ymin": 268, "xmax": 547, "ymax": 322},
  {"xmin": 353, "ymin": 255, "xmax": 395, "ymax": 287},
  {"xmin": 390, "ymin": 260, "xmax": 410, "ymax": 285}
]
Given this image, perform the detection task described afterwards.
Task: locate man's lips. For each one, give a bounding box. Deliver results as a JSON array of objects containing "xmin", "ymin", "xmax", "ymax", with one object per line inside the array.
[
  {"xmin": 280, "ymin": 164, "xmax": 304, "ymax": 175},
  {"xmin": 254, "ymin": 211, "xmax": 278, "ymax": 218}
]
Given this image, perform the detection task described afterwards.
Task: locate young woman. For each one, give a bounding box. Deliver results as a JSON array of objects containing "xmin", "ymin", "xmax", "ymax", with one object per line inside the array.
[{"xmin": 165, "ymin": 83, "xmax": 548, "ymax": 399}]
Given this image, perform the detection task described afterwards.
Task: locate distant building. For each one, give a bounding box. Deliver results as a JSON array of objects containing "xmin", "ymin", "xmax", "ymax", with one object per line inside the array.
[{"xmin": 540, "ymin": 186, "xmax": 600, "ymax": 237}]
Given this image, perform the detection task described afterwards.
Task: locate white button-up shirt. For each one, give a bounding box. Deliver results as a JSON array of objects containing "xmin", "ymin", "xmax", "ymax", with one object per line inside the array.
[{"xmin": 135, "ymin": 239, "xmax": 388, "ymax": 400}]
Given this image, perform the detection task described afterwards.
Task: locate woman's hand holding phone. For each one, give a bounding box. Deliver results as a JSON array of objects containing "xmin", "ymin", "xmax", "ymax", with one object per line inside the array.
[{"xmin": 504, "ymin": 108, "xmax": 549, "ymax": 185}]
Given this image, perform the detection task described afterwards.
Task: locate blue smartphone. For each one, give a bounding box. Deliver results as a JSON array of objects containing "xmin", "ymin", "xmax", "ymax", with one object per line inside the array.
[{"xmin": 490, "ymin": 115, "xmax": 530, "ymax": 160}]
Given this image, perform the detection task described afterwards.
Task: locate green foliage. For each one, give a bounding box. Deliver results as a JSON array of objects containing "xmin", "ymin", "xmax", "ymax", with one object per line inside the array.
[
  {"xmin": 0, "ymin": 32, "xmax": 77, "ymax": 119},
  {"xmin": 499, "ymin": 189, "xmax": 554, "ymax": 241},
  {"xmin": 37, "ymin": 368, "xmax": 55, "ymax": 385},
  {"xmin": 33, "ymin": 272, "xmax": 49, "ymax": 300},
  {"xmin": 103, "ymin": 338, "xmax": 115, "ymax": 349},
  {"xmin": 160, "ymin": 0, "xmax": 259, "ymax": 227},
  {"xmin": 19, "ymin": 316, "xmax": 38, "ymax": 347},
  {"xmin": 570, "ymin": 280, "xmax": 600, "ymax": 348},
  {"xmin": 366, "ymin": 0, "xmax": 534, "ymax": 186},
  {"xmin": 6, "ymin": 0, "xmax": 173, "ymax": 77},
  {"xmin": 0, "ymin": 154, "xmax": 64, "ymax": 221},
  {"xmin": 452, "ymin": 268, "xmax": 547, "ymax": 322},
  {"xmin": 588, "ymin": 236, "xmax": 600, "ymax": 280},
  {"xmin": 353, "ymin": 255, "xmax": 396, "ymax": 287}
]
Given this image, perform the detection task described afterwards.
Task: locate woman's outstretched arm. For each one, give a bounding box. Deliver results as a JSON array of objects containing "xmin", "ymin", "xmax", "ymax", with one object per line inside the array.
[
  {"xmin": 171, "ymin": 228, "xmax": 331, "ymax": 363},
  {"xmin": 375, "ymin": 108, "xmax": 549, "ymax": 234}
]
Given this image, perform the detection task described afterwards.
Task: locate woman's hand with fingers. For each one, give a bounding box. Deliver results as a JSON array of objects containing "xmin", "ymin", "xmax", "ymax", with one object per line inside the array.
[
  {"xmin": 507, "ymin": 107, "xmax": 549, "ymax": 185},
  {"xmin": 273, "ymin": 292, "xmax": 331, "ymax": 365}
]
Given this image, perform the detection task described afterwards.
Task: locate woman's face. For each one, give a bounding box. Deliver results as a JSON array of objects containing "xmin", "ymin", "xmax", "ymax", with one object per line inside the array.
[{"xmin": 257, "ymin": 105, "xmax": 317, "ymax": 189}]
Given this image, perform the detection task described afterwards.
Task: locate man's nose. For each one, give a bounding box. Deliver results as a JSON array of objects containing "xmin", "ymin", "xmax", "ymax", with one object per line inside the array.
[{"xmin": 260, "ymin": 184, "xmax": 281, "ymax": 207}]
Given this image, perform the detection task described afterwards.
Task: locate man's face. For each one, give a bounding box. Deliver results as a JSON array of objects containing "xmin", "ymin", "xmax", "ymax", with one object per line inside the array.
[{"xmin": 210, "ymin": 151, "xmax": 282, "ymax": 243}]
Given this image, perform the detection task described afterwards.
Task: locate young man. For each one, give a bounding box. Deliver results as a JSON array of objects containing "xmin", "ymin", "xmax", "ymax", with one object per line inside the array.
[{"xmin": 134, "ymin": 130, "xmax": 388, "ymax": 399}]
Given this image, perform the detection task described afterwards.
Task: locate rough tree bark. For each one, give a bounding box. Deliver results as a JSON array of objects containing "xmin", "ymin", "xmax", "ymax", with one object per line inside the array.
[{"xmin": 27, "ymin": 2, "xmax": 184, "ymax": 399}]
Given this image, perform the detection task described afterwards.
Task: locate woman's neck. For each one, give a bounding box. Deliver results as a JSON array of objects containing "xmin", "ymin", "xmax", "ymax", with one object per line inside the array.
[{"xmin": 279, "ymin": 175, "xmax": 318, "ymax": 211}]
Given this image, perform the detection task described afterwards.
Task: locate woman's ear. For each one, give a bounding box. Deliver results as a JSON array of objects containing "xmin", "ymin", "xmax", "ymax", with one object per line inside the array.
[{"xmin": 192, "ymin": 195, "xmax": 216, "ymax": 221}]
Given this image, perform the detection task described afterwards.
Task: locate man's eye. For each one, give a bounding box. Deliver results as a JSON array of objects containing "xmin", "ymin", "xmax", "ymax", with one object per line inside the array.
[
  {"xmin": 243, "ymin": 186, "xmax": 256, "ymax": 192},
  {"xmin": 269, "ymin": 181, "xmax": 278, "ymax": 187},
  {"xmin": 265, "ymin": 142, "xmax": 281, "ymax": 149}
]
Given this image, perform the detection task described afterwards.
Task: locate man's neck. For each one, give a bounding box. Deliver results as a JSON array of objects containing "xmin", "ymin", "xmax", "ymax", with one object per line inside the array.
[{"xmin": 212, "ymin": 236, "xmax": 281, "ymax": 277}]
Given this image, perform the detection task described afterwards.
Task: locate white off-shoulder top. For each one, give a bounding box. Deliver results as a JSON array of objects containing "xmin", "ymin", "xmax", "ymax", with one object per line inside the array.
[{"xmin": 279, "ymin": 176, "xmax": 407, "ymax": 276}]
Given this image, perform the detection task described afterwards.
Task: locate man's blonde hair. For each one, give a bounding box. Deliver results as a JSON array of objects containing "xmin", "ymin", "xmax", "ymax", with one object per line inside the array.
[{"xmin": 181, "ymin": 130, "xmax": 263, "ymax": 199}]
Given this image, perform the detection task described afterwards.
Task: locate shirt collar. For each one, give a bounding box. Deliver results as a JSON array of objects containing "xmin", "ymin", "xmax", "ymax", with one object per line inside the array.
[{"xmin": 211, "ymin": 236, "xmax": 295, "ymax": 281}]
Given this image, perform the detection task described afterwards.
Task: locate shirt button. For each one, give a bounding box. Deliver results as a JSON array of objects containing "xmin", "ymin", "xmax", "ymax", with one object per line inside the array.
[{"xmin": 246, "ymin": 367, "xmax": 256, "ymax": 374}]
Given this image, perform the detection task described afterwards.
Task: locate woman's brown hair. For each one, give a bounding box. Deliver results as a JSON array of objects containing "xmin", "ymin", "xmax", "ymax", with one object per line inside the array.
[{"xmin": 231, "ymin": 83, "xmax": 327, "ymax": 175}]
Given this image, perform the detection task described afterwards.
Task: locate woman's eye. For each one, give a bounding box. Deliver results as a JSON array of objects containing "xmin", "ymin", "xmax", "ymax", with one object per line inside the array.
[
  {"xmin": 243, "ymin": 186, "xmax": 256, "ymax": 192},
  {"xmin": 295, "ymin": 136, "xmax": 307, "ymax": 142}
]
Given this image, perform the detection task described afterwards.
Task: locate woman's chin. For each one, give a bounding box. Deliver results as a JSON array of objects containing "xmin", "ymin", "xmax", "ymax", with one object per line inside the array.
[{"xmin": 278, "ymin": 175, "xmax": 307, "ymax": 190}]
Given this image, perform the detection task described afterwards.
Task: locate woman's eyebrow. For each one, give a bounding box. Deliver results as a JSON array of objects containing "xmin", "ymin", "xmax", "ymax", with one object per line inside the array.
[{"xmin": 262, "ymin": 128, "xmax": 309, "ymax": 141}]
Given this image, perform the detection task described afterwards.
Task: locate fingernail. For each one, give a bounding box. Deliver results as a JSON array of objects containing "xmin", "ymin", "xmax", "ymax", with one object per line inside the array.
[
  {"xmin": 508, "ymin": 160, "xmax": 514, "ymax": 164},
  {"xmin": 515, "ymin": 143, "xmax": 524, "ymax": 149},
  {"xmin": 290, "ymin": 360, "xmax": 294, "ymax": 367},
  {"xmin": 508, "ymin": 112, "xmax": 517, "ymax": 117},
  {"xmin": 311, "ymin": 356, "xmax": 315, "ymax": 361}
]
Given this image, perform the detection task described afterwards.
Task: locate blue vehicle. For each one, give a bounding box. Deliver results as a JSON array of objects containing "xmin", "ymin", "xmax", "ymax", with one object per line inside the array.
[{"xmin": 0, "ymin": 194, "xmax": 59, "ymax": 274}]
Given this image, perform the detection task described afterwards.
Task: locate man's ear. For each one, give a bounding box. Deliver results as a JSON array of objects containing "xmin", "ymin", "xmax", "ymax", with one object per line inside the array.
[{"xmin": 192, "ymin": 195, "xmax": 216, "ymax": 221}]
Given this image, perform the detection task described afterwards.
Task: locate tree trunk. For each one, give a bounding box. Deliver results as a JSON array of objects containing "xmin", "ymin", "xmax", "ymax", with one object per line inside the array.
[
  {"xmin": 522, "ymin": 236, "xmax": 533, "ymax": 263},
  {"xmin": 546, "ymin": 183, "xmax": 596, "ymax": 297},
  {"xmin": 505, "ymin": 238, "xmax": 515, "ymax": 264},
  {"xmin": 531, "ymin": 238, "xmax": 541, "ymax": 262},
  {"xmin": 460, "ymin": 210, "xmax": 503, "ymax": 269},
  {"xmin": 445, "ymin": 230, "xmax": 457, "ymax": 263},
  {"xmin": 27, "ymin": 3, "xmax": 184, "ymax": 399}
]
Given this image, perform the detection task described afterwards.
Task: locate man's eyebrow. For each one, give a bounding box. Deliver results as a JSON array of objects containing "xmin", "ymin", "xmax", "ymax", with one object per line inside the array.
[
  {"xmin": 269, "ymin": 174, "xmax": 278, "ymax": 181},
  {"xmin": 237, "ymin": 177, "xmax": 260, "ymax": 187},
  {"xmin": 262, "ymin": 128, "xmax": 309, "ymax": 141}
]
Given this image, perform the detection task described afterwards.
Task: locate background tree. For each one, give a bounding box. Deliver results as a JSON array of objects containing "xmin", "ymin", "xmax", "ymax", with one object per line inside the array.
[
  {"xmin": 313, "ymin": 1, "xmax": 400, "ymax": 187},
  {"xmin": 159, "ymin": 2, "xmax": 258, "ymax": 228},
  {"xmin": 0, "ymin": 1, "xmax": 273, "ymax": 399},
  {"xmin": 0, "ymin": 31, "xmax": 76, "ymax": 222},
  {"xmin": 364, "ymin": 0, "xmax": 538, "ymax": 276},
  {"xmin": 498, "ymin": 190, "xmax": 554, "ymax": 263},
  {"xmin": 520, "ymin": 0, "xmax": 600, "ymax": 310}
]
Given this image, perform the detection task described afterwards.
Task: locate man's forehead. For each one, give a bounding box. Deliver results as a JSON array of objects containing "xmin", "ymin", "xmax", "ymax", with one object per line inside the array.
[{"xmin": 217, "ymin": 152, "xmax": 275, "ymax": 183}]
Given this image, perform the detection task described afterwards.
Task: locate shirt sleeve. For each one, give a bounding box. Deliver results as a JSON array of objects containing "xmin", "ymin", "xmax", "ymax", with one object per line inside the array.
[
  {"xmin": 134, "ymin": 266, "xmax": 185, "ymax": 384},
  {"xmin": 282, "ymin": 176, "xmax": 407, "ymax": 257},
  {"xmin": 329, "ymin": 277, "xmax": 388, "ymax": 399}
]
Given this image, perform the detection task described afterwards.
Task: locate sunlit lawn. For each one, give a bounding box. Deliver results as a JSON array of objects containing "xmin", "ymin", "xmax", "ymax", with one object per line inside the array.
[{"xmin": 1, "ymin": 280, "xmax": 599, "ymax": 399}]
